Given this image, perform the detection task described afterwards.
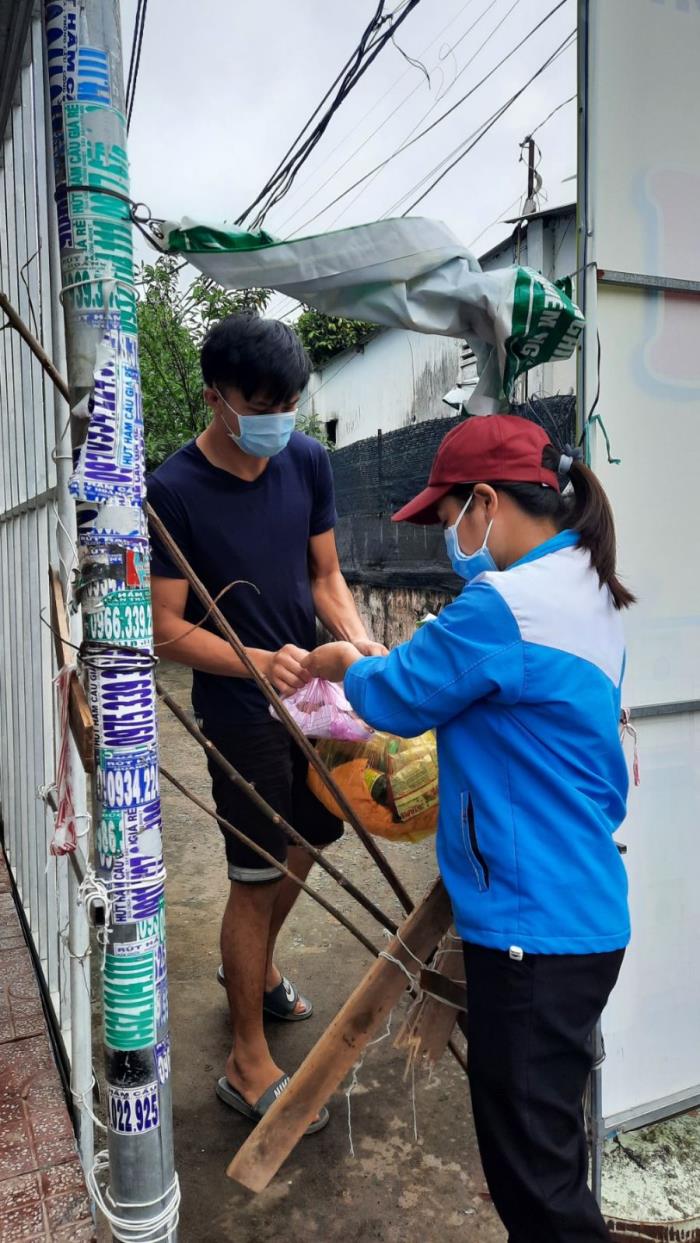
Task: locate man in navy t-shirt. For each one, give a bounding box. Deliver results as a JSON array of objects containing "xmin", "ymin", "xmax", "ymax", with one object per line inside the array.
[{"xmin": 148, "ymin": 315, "xmax": 384, "ymax": 1132}]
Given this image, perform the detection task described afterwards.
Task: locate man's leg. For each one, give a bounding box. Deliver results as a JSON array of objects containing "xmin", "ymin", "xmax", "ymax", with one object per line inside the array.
[
  {"xmin": 464, "ymin": 943, "xmax": 624, "ymax": 1243},
  {"xmin": 263, "ymin": 744, "xmax": 344, "ymax": 997},
  {"xmin": 203, "ymin": 721, "xmax": 299, "ymax": 1098},
  {"xmin": 221, "ymin": 878, "xmax": 285, "ymax": 1103},
  {"xmin": 265, "ymin": 845, "xmax": 314, "ymax": 996}
]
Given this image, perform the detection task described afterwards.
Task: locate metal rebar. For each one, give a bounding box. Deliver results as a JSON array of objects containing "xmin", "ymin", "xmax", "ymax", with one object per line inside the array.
[
  {"xmin": 147, "ymin": 502, "xmax": 415, "ymax": 914},
  {"xmin": 0, "ymin": 284, "xmax": 415, "ymax": 918},
  {"xmin": 159, "ymin": 765, "xmax": 379, "ymax": 957},
  {"xmin": 156, "ymin": 680, "xmax": 398, "ymax": 936},
  {"xmin": 159, "ymin": 763, "xmax": 470, "ymax": 1079},
  {"xmin": 0, "ymin": 289, "xmax": 70, "ymax": 402}
]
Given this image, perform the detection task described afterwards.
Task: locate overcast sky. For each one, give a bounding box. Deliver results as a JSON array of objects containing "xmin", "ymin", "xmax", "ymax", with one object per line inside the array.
[{"xmin": 120, "ymin": 0, "xmax": 577, "ymax": 313}]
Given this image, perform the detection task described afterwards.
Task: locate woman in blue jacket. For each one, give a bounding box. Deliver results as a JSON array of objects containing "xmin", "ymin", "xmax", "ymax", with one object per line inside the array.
[{"xmin": 304, "ymin": 414, "xmax": 632, "ymax": 1243}]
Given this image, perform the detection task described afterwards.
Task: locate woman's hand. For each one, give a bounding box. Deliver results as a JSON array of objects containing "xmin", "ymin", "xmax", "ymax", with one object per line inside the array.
[
  {"xmin": 302, "ymin": 642, "xmax": 364, "ymax": 683},
  {"xmin": 352, "ymin": 638, "xmax": 389, "ymax": 658}
]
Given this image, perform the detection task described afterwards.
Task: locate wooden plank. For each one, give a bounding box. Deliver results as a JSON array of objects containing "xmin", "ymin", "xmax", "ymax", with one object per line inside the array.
[
  {"xmin": 418, "ymin": 966, "xmax": 467, "ymax": 1013},
  {"xmin": 48, "ymin": 567, "xmax": 94, "ymax": 772},
  {"xmin": 396, "ymin": 937, "xmax": 466, "ymax": 1069},
  {"xmin": 227, "ymin": 879, "xmax": 453, "ymax": 1192}
]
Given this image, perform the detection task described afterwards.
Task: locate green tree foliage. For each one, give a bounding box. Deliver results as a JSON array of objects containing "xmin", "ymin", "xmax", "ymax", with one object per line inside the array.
[
  {"xmin": 136, "ymin": 258, "xmax": 270, "ymax": 469},
  {"xmin": 294, "ymin": 307, "xmax": 377, "ymax": 369}
]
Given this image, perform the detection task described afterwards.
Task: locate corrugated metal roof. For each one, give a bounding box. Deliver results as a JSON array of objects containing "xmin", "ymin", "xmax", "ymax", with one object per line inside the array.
[
  {"xmin": 503, "ymin": 201, "xmax": 576, "ymax": 225},
  {"xmin": 477, "ymin": 202, "xmax": 576, "ymax": 266},
  {"xmin": 0, "ymin": 0, "xmax": 33, "ymax": 143}
]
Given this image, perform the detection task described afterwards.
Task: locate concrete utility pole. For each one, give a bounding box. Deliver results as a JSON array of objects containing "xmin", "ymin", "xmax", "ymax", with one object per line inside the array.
[{"xmin": 42, "ymin": 2, "xmax": 178, "ymax": 1238}]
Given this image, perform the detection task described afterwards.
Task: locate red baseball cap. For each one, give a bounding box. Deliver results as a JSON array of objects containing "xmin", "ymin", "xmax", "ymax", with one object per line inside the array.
[{"xmin": 392, "ymin": 414, "xmax": 560, "ymax": 525}]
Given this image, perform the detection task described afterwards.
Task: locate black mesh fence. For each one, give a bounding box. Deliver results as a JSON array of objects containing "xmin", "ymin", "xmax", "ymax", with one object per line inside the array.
[{"xmin": 331, "ymin": 396, "xmax": 577, "ymax": 589}]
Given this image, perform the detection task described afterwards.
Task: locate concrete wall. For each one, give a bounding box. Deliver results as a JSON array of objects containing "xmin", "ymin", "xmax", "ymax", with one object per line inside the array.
[
  {"xmin": 303, "ymin": 328, "xmax": 463, "ymax": 447},
  {"xmin": 317, "ymin": 584, "xmax": 453, "ymax": 651}
]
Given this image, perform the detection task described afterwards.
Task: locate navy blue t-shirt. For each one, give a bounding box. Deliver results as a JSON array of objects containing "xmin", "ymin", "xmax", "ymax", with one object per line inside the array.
[{"xmin": 147, "ymin": 433, "xmax": 336, "ymax": 725}]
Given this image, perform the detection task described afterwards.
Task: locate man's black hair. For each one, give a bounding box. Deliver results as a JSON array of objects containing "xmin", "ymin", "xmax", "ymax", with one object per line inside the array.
[{"xmin": 200, "ymin": 314, "xmax": 311, "ymax": 404}]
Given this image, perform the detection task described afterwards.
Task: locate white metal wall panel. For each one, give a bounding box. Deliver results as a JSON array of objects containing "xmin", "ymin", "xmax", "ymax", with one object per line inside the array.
[
  {"xmin": 583, "ymin": 0, "xmax": 700, "ymax": 1130},
  {"xmin": 0, "ymin": 18, "xmax": 73, "ymax": 1049},
  {"xmin": 603, "ymin": 711, "xmax": 700, "ymax": 1128},
  {"xmin": 588, "ymin": 0, "xmax": 700, "ymax": 282}
]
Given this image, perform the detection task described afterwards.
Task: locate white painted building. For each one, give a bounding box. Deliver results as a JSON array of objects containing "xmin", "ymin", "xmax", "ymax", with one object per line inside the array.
[{"xmin": 302, "ymin": 203, "xmax": 577, "ymax": 447}]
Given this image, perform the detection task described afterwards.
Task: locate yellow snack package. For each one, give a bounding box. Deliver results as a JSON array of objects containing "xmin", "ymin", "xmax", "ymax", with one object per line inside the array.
[{"xmin": 307, "ymin": 730, "xmax": 438, "ymax": 844}]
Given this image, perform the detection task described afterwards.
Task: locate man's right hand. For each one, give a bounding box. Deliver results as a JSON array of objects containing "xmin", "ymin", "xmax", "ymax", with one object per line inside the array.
[{"xmin": 264, "ymin": 644, "xmax": 312, "ymax": 696}]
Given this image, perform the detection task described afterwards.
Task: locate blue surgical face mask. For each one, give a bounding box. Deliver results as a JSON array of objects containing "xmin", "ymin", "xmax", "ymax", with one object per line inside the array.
[
  {"xmin": 444, "ymin": 494, "xmax": 498, "ymax": 582},
  {"xmin": 215, "ymin": 388, "xmax": 296, "ymax": 458}
]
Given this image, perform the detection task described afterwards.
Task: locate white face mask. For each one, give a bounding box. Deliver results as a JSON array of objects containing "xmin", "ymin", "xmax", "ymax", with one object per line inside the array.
[{"xmin": 215, "ymin": 387, "xmax": 296, "ymax": 458}]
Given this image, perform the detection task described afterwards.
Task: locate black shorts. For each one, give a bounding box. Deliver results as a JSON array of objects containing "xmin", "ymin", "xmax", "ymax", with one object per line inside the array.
[{"xmin": 200, "ymin": 718, "xmax": 344, "ymax": 883}]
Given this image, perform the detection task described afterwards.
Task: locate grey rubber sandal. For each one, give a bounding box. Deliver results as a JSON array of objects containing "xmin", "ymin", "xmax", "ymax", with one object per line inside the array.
[
  {"xmin": 264, "ymin": 976, "xmax": 314, "ymax": 1022},
  {"xmin": 216, "ymin": 1074, "xmax": 329, "ymax": 1134},
  {"xmin": 217, "ymin": 964, "xmax": 314, "ymax": 1022}
]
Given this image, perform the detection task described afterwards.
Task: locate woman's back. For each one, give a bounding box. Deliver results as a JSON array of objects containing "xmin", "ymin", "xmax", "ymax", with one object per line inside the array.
[
  {"xmin": 436, "ymin": 530, "xmax": 630, "ymax": 955},
  {"xmin": 346, "ymin": 529, "xmax": 631, "ymax": 955}
]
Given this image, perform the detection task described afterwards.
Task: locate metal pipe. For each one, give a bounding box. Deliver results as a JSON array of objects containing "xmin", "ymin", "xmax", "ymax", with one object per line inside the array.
[
  {"xmin": 0, "ymin": 289, "xmax": 70, "ymax": 401},
  {"xmin": 42, "ymin": 2, "xmax": 177, "ymax": 1238},
  {"xmin": 577, "ymin": 2, "xmax": 606, "ymax": 1205},
  {"xmin": 590, "ymin": 1019, "xmax": 605, "ymax": 1204},
  {"xmin": 576, "ymin": 0, "xmax": 599, "ymax": 457}
]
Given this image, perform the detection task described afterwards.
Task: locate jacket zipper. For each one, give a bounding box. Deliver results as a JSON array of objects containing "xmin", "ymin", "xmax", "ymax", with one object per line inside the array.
[{"xmin": 467, "ymin": 796, "xmax": 490, "ymax": 889}]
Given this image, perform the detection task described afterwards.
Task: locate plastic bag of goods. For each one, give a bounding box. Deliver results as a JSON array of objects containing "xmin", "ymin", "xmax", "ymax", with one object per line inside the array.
[
  {"xmin": 308, "ymin": 731, "xmax": 438, "ymax": 843},
  {"xmin": 270, "ymin": 678, "xmax": 373, "ymax": 742}
]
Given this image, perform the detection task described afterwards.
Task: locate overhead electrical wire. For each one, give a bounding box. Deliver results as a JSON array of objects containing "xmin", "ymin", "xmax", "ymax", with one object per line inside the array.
[
  {"xmin": 318, "ymin": 0, "xmax": 526, "ymax": 235},
  {"xmin": 236, "ymin": 0, "xmax": 392, "ymax": 226},
  {"xmin": 467, "ymin": 194, "xmax": 524, "ymax": 248},
  {"xmin": 287, "ymin": 0, "xmax": 571, "ymax": 237},
  {"xmin": 277, "ymin": 0, "xmax": 522, "ymax": 237},
  {"xmin": 263, "ymin": 87, "xmax": 575, "ymax": 326},
  {"xmin": 125, "ymin": 0, "xmax": 148, "ymax": 133},
  {"xmin": 529, "ymin": 91, "xmax": 576, "ymax": 136},
  {"xmin": 274, "ymin": 0, "xmax": 500, "ymax": 236},
  {"xmin": 236, "ymin": 0, "xmax": 425, "ymax": 229},
  {"xmin": 373, "ymin": 34, "xmax": 572, "ymax": 222},
  {"xmin": 271, "ymin": 0, "xmax": 483, "ymax": 220},
  {"xmin": 386, "ymin": 38, "xmax": 575, "ymax": 219},
  {"xmin": 265, "ymin": 86, "xmax": 576, "ymax": 324},
  {"xmin": 399, "ymin": 31, "xmax": 576, "ymax": 214}
]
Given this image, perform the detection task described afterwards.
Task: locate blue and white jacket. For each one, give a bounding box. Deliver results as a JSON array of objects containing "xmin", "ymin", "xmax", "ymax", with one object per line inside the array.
[{"xmin": 344, "ymin": 531, "xmax": 630, "ymax": 955}]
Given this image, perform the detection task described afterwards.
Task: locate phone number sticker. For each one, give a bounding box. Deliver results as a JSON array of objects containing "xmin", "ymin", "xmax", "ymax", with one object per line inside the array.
[
  {"xmin": 108, "ymin": 1082, "xmax": 160, "ymax": 1135},
  {"xmin": 97, "ymin": 747, "xmax": 159, "ymax": 811},
  {"xmin": 84, "ymin": 589, "xmax": 153, "ymax": 646},
  {"xmin": 155, "ymin": 1037, "xmax": 171, "ymax": 1086}
]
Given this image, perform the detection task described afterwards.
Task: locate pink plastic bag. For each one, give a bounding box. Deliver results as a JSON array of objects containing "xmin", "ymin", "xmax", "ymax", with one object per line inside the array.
[{"xmin": 271, "ymin": 678, "xmax": 373, "ymax": 741}]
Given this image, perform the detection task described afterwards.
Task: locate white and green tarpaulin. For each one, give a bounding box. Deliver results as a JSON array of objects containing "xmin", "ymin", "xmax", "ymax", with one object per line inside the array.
[{"xmin": 161, "ymin": 216, "xmax": 583, "ymax": 415}]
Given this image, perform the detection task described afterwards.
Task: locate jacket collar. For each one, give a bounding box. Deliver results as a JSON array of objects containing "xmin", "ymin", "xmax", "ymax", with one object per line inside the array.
[{"xmin": 508, "ymin": 529, "xmax": 580, "ymax": 571}]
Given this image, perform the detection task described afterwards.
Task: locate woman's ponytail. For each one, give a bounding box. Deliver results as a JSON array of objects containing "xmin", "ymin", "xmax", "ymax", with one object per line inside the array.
[{"xmin": 541, "ymin": 445, "xmax": 635, "ymax": 609}]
